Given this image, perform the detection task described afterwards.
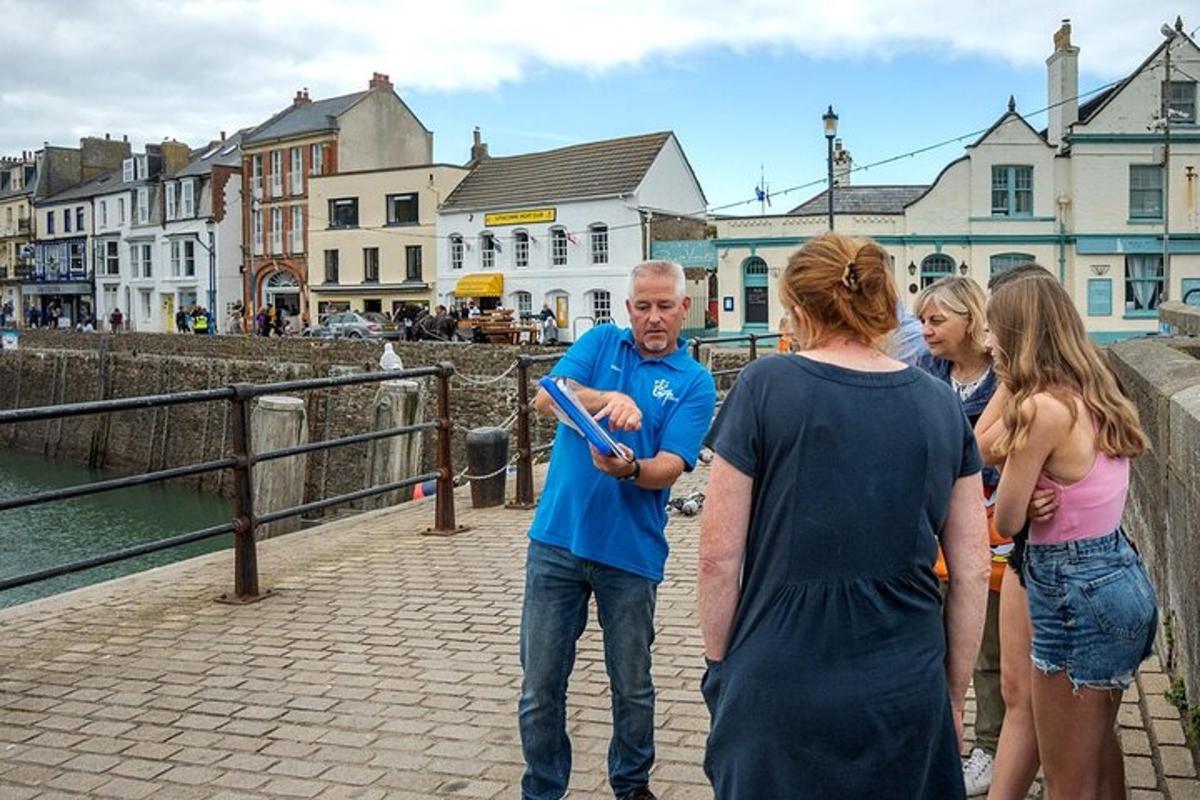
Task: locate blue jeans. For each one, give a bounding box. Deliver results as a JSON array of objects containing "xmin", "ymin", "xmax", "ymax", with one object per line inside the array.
[{"xmin": 519, "ymin": 539, "xmax": 658, "ymax": 800}]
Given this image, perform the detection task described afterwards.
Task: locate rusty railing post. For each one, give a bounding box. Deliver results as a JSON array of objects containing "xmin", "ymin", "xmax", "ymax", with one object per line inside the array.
[
  {"xmin": 427, "ymin": 361, "xmax": 465, "ymax": 534},
  {"xmin": 508, "ymin": 356, "xmax": 535, "ymax": 509},
  {"xmin": 748, "ymin": 333, "xmax": 758, "ymax": 362},
  {"xmin": 220, "ymin": 383, "xmax": 265, "ymax": 603}
]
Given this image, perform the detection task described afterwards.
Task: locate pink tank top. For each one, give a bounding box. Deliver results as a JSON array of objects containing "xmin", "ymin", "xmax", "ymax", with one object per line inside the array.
[{"xmin": 1029, "ymin": 451, "xmax": 1130, "ymax": 545}]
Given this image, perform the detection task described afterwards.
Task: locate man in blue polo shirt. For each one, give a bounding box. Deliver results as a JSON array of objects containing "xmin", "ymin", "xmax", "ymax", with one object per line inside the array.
[{"xmin": 519, "ymin": 260, "xmax": 716, "ymax": 800}]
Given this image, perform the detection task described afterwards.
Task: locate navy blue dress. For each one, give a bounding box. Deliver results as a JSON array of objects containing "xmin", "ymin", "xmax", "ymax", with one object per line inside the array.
[{"xmin": 702, "ymin": 354, "xmax": 981, "ymax": 800}]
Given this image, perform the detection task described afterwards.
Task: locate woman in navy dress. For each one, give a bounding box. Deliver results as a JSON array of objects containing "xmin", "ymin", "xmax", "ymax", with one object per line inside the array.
[{"xmin": 698, "ymin": 232, "xmax": 992, "ymax": 799}]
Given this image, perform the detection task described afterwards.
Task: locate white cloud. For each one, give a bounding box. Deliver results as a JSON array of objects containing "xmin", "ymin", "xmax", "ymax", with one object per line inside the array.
[{"xmin": 0, "ymin": 0, "xmax": 1189, "ymax": 158}]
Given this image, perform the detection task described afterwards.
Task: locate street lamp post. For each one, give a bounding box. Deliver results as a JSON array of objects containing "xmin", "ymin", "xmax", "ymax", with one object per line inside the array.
[
  {"xmin": 1160, "ymin": 18, "xmax": 1182, "ymax": 308},
  {"xmin": 191, "ymin": 224, "xmax": 217, "ymax": 332},
  {"xmin": 823, "ymin": 105, "xmax": 839, "ymax": 231}
]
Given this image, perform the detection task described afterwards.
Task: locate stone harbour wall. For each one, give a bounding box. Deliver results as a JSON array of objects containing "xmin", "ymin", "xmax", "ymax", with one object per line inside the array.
[
  {"xmin": 1109, "ymin": 337, "xmax": 1200, "ymax": 715},
  {"xmin": 0, "ymin": 332, "xmax": 563, "ymax": 514}
]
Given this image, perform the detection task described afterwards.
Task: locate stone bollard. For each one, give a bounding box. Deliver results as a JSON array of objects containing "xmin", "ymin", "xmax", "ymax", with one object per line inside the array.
[
  {"xmin": 362, "ymin": 379, "xmax": 424, "ymax": 510},
  {"xmin": 251, "ymin": 395, "xmax": 308, "ymax": 539},
  {"xmin": 466, "ymin": 426, "xmax": 508, "ymax": 508}
]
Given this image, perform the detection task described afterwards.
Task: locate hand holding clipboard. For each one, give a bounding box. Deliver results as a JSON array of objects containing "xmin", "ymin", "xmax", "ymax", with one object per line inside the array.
[{"xmin": 539, "ymin": 377, "xmax": 637, "ymax": 462}]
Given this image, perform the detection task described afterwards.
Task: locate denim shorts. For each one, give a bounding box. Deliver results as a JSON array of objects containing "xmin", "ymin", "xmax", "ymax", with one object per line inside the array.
[{"xmin": 1023, "ymin": 529, "xmax": 1157, "ymax": 691}]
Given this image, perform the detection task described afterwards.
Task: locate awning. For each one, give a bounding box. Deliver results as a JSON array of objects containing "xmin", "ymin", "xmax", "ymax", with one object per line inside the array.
[{"xmin": 454, "ymin": 273, "xmax": 503, "ymax": 298}]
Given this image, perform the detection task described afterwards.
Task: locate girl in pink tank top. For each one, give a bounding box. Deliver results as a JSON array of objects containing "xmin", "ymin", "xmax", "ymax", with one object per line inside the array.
[{"xmin": 976, "ymin": 271, "xmax": 1155, "ymax": 800}]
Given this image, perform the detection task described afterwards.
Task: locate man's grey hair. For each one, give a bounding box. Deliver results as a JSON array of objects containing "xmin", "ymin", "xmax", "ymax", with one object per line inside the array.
[{"xmin": 628, "ymin": 260, "xmax": 686, "ymax": 299}]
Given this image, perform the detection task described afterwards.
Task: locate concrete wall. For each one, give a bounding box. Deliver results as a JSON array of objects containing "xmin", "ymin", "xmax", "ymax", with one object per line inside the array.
[
  {"xmin": 1109, "ymin": 335, "xmax": 1200, "ymax": 710},
  {"xmin": 0, "ymin": 332, "xmax": 562, "ymax": 518},
  {"xmin": 337, "ymin": 90, "xmax": 433, "ymax": 173}
]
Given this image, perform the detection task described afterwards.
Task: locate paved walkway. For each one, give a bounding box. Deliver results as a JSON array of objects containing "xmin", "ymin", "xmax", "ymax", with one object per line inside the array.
[{"xmin": 1, "ymin": 466, "xmax": 1197, "ymax": 799}]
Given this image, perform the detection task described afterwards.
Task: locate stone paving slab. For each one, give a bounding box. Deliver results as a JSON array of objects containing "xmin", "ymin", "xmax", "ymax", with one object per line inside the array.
[{"xmin": 1, "ymin": 465, "xmax": 1198, "ymax": 799}]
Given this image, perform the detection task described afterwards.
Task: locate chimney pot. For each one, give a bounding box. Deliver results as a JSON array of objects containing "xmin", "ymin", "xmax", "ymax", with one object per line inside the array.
[{"xmin": 220, "ymin": 130, "xmax": 226, "ymax": 141}]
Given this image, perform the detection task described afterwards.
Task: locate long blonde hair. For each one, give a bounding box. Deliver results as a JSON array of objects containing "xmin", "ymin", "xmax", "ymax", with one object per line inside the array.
[{"xmin": 986, "ymin": 270, "xmax": 1148, "ymax": 458}]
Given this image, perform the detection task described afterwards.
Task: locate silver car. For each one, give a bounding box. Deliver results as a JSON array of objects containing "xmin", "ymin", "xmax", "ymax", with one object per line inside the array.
[{"xmin": 305, "ymin": 311, "xmax": 385, "ymax": 339}]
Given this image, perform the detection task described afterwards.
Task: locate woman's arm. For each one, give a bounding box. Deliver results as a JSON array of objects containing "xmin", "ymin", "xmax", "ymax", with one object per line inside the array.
[
  {"xmin": 973, "ymin": 383, "xmax": 1011, "ymax": 466},
  {"xmin": 698, "ymin": 455, "xmax": 753, "ymax": 662},
  {"xmin": 941, "ymin": 471, "xmax": 991, "ymax": 744},
  {"xmin": 993, "ymin": 395, "xmax": 1069, "ymax": 536}
]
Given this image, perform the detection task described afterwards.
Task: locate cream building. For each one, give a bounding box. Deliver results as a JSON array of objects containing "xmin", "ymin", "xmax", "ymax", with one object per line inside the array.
[
  {"xmin": 307, "ymin": 164, "xmax": 467, "ymax": 316},
  {"xmin": 713, "ymin": 21, "xmax": 1200, "ymax": 343}
]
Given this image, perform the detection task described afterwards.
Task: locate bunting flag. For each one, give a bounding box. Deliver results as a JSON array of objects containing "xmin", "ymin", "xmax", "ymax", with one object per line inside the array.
[
  {"xmin": 492, "ymin": 236, "xmax": 502, "ymax": 253},
  {"xmin": 755, "ymin": 183, "xmax": 772, "ymax": 207},
  {"xmin": 565, "ymin": 231, "xmax": 579, "ymax": 245}
]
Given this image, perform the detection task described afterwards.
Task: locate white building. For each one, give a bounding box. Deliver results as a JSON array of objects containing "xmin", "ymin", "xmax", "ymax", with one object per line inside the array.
[
  {"xmin": 436, "ymin": 130, "xmax": 707, "ymax": 341},
  {"xmin": 713, "ymin": 20, "xmax": 1200, "ymax": 343},
  {"xmin": 91, "ymin": 136, "xmax": 244, "ymax": 332}
]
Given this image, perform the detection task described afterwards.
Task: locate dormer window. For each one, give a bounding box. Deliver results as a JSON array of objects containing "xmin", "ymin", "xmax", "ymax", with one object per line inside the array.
[
  {"xmin": 1168, "ymin": 81, "xmax": 1197, "ymax": 124},
  {"xmin": 991, "ymin": 165, "xmax": 1033, "ymax": 217},
  {"xmin": 165, "ymin": 183, "xmax": 177, "ymax": 221},
  {"xmin": 180, "ymin": 179, "xmax": 195, "ymax": 218},
  {"xmin": 122, "ymin": 158, "xmax": 135, "ymax": 183},
  {"xmin": 136, "ymin": 155, "xmax": 148, "ymax": 180}
]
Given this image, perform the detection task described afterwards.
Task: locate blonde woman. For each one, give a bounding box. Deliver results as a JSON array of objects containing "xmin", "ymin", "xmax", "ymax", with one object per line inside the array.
[{"xmin": 978, "ymin": 269, "xmax": 1155, "ymax": 800}]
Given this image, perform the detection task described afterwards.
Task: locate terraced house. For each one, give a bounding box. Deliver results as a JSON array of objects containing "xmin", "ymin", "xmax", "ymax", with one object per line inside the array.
[
  {"xmin": 240, "ymin": 73, "xmax": 432, "ymax": 322},
  {"xmin": 713, "ymin": 20, "xmax": 1200, "ymax": 342},
  {"xmin": 0, "ymin": 152, "xmax": 37, "ymax": 317}
]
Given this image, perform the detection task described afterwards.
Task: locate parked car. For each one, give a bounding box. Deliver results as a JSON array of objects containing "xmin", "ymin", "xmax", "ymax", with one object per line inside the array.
[
  {"xmin": 361, "ymin": 312, "xmax": 402, "ymax": 339},
  {"xmin": 302, "ymin": 311, "xmax": 386, "ymax": 339}
]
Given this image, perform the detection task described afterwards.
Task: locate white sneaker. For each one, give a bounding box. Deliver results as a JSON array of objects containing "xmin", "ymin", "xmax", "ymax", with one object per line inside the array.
[{"xmin": 963, "ymin": 747, "xmax": 994, "ymax": 796}]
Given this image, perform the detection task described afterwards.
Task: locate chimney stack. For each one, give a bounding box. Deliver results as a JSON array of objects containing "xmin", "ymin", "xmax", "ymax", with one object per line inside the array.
[
  {"xmin": 1046, "ymin": 19, "xmax": 1079, "ymax": 149},
  {"xmin": 832, "ymin": 139, "xmax": 853, "ymax": 187},
  {"xmin": 470, "ymin": 127, "xmax": 489, "ymax": 164},
  {"xmin": 293, "ymin": 88, "xmax": 312, "ymax": 106},
  {"xmin": 160, "ymin": 140, "xmax": 191, "ymax": 175},
  {"xmin": 369, "ymin": 71, "xmax": 393, "ymax": 91}
]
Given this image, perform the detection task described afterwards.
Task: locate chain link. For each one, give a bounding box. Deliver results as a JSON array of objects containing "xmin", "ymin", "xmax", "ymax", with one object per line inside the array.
[
  {"xmin": 454, "ymin": 452, "xmax": 521, "ymax": 483},
  {"xmin": 451, "ymin": 362, "xmax": 518, "ymax": 386}
]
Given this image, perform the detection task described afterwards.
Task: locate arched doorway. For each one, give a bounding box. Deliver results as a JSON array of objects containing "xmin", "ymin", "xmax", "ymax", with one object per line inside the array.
[
  {"xmin": 742, "ymin": 256, "xmax": 769, "ymax": 329},
  {"xmin": 263, "ymin": 271, "xmax": 301, "ymax": 316}
]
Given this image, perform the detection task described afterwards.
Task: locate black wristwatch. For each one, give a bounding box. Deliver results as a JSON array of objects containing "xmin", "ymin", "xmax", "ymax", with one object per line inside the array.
[{"xmin": 619, "ymin": 459, "xmax": 641, "ymax": 482}]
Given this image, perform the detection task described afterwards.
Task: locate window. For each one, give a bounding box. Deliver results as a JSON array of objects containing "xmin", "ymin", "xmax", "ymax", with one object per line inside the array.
[
  {"xmin": 180, "ymin": 180, "xmax": 194, "ymax": 218},
  {"xmin": 46, "ymin": 210, "xmax": 55, "ymax": 234},
  {"xmin": 251, "ymin": 154, "xmax": 263, "ymax": 196},
  {"xmin": 1130, "ymin": 165, "xmax": 1163, "ymax": 220},
  {"xmin": 136, "ymin": 155, "xmax": 147, "ymax": 180},
  {"xmin": 449, "ymin": 234, "xmax": 463, "ymax": 270},
  {"xmin": 178, "ymin": 290, "xmax": 197, "ymax": 311},
  {"xmin": 1167, "ymin": 81, "xmax": 1197, "ymax": 124},
  {"xmin": 405, "ymin": 245, "xmax": 422, "ymax": 281},
  {"xmin": 68, "ymin": 241, "xmax": 85, "ymax": 272},
  {"xmin": 310, "ymin": 143, "xmax": 324, "ymax": 176},
  {"xmin": 1125, "ymin": 254, "xmax": 1164, "ymax": 313},
  {"xmin": 99, "ymin": 200, "xmax": 107, "ymax": 228},
  {"xmin": 271, "ymin": 207, "xmax": 283, "ymax": 253},
  {"xmin": 183, "ymin": 240, "xmax": 195, "ymax": 277},
  {"xmin": 514, "ymin": 230, "xmax": 529, "ymax": 267},
  {"xmin": 252, "ymin": 209, "xmax": 263, "ymax": 255},
  {"xmin": 385, "ymin": 193, "xmax": 419, "ymax": 225},
  {"xmin": 550, "ymin": 227, "xmax": 567, "ymax": 266},
  {"xmin": 590, "ymin": 224, "xmax": 609, "ymax": 264},
  {"xmin": 130, "ymin": 243, "xmax": 153, "ymax": 278},
  {"xmin": 991, "ymin": 165, "xmax": 1033, "ymax": 216},
  {"xmin": 920, "ymin": 254, "xmax": 955, "ymax": 289},
  {"xmin": 590, "ymin": 289, "xmax": 612, "ymax": 323},
  {"xmin": 170, "ymin": 240, "xmax": 180, "ymax": 277},
  {"xmin": 165, "ymin": 183, "xmax": 176, "ymax": 221},
  {"xmin": 481, "ymin": 233, "xmax": 496, "ymax": 268},
  {"xmin": 76, "ymin": 206, "xmax": 84, "ymax": 231},
  {"xmin": 328, "ymin": 197, "xmax": 358, "ymax": 228},
  {"xmin": 102, "ymin": 285, "xmax": 118, "ymax": 314},
  {"xmin": 139, "ymin": 289, "xmax": 152, "ymax": 320},
  {"xmin": 363, "ymin": 247, "xmax": 379, "ymax": 283},
  {"xmin": 291, "ymin": 205, "xmax": 304, "ymax": 253},
  {"xmin": 270, "ymin": 150, "xmax": 283, "ymax": 197},
  {"xmin": 63, "ymin": 209, "xmax": 71, "ymax": 232},
  {"xmin": 290, "ymin": 147, "xmax": 303, "ymax": 195},
  {"xmin": 137, "ymin": 187, "xmax": 149, "ymax": 223},
  {"xmin": 990, "ymin": 252, "xmax": 1035, "ymax": 278},
  {"xmin": 104, "ymin": 240, "xmax": 119, "ymax": 276},
  {"xmin": 324, "ymin": 249, "xmax": 339, "ymax": 283},
  {"xmin": 123, "ymin": 158, "xmax": 135, "ymax": 183},
  {"xmin": 118, "ymin": 198, "xmax": 125, "ymax": 224},
  {"xmin": 514, "ymin": 291, "xmax": 532, "ymax": 318}
]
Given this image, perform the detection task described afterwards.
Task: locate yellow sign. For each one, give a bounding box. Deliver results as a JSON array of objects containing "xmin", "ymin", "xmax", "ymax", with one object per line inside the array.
[{"xmin": 484, "ymin": 208, "xmax": 556, "ymax": 227}]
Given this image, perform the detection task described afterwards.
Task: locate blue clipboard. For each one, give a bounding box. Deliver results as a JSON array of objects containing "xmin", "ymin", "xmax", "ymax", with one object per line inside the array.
[{"xmin": 538, "ymin": 376, "xmax": 629, "ymax": 459}]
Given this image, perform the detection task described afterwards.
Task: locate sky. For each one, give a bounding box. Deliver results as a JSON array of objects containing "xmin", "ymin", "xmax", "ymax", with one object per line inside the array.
[{"xmin": 0, "ymin": 1, "xmax": 1192, "ymax": 214}]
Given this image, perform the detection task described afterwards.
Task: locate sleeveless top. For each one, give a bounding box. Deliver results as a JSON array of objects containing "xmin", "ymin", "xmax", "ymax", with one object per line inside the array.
[{"xmin": 1030, "ymin": 450, "xmax": 1129, "ymax": 545}]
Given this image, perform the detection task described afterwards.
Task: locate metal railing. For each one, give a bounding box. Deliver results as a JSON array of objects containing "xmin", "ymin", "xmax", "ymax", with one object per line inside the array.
[
  {"xmin": 689, "ymin": 331, "xmax": 781, "ymax": 366},
  {"xmin": 0, "ymin": 363, "xmax": 460, "ymax": 601},
  {"xmin": 509, "ymin": 353, "xmax": 564, "ymax": 508}
]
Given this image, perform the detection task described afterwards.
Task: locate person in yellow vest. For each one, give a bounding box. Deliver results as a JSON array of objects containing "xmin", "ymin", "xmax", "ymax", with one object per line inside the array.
[{"xmin": 192, "ymin": 306, "xmax": 209, "ymax": 334}]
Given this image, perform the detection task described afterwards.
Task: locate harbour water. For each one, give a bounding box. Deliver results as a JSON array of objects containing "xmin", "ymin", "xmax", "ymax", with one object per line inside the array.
[{"xmin": 0, "ymin": 447, "xmax": 232, "ymax": 608}]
